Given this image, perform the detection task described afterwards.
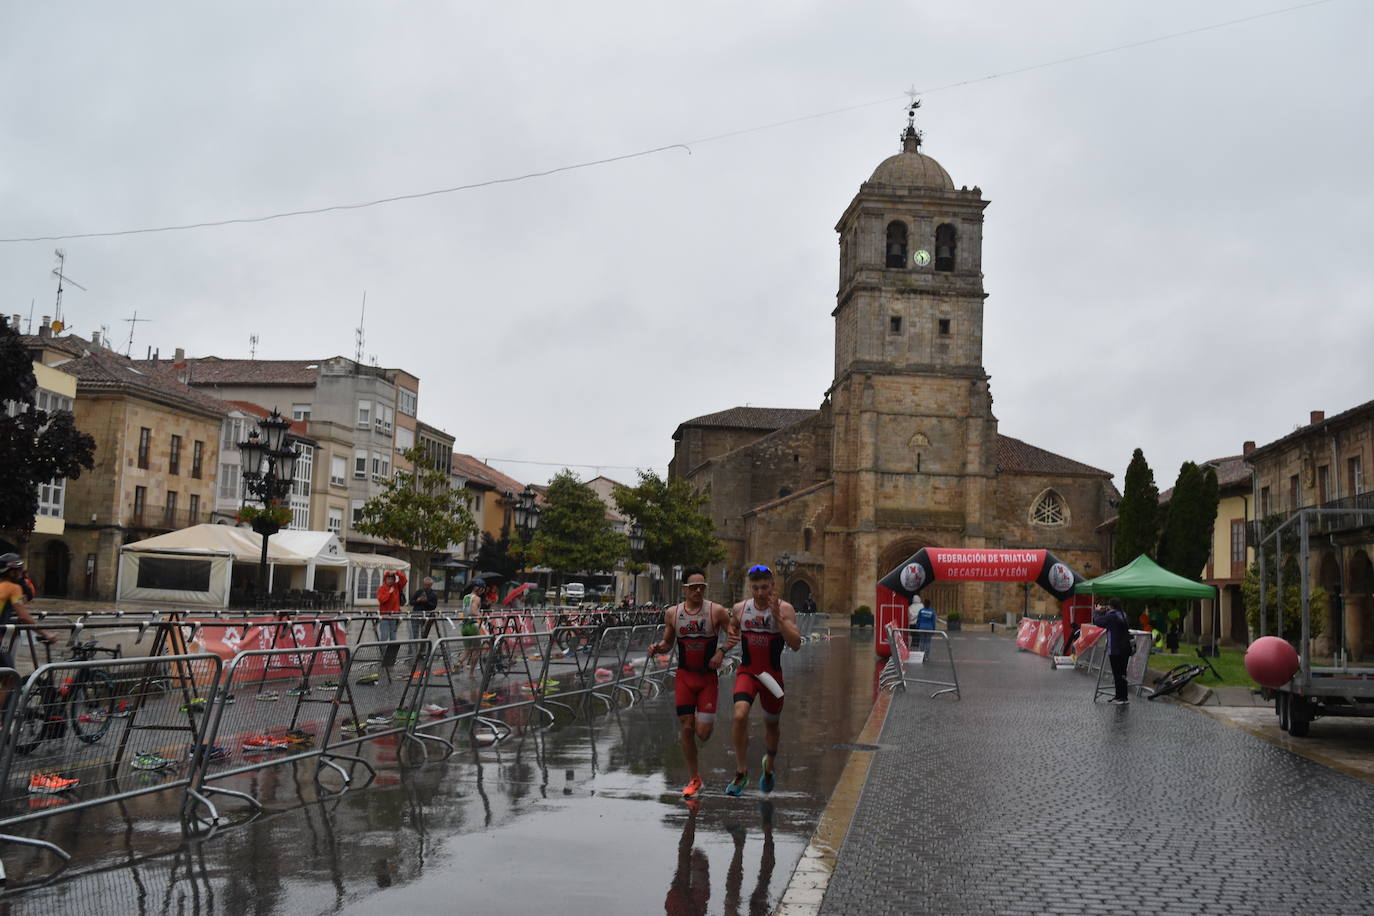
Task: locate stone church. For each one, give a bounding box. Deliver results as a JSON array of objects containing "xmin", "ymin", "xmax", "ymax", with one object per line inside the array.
[{"xmin": 669, "ymin": 118, "xmax": 1118, "ymax": 623}]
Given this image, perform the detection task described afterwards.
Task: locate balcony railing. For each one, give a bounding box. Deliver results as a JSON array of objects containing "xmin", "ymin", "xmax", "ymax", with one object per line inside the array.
[
  {"xmin": 125, "ymin": 504, "xmax": 212, "ymax": 530},
  {"xmin": 1246, "ymin": 492, "xmax": 1374, "ymax": 547}
]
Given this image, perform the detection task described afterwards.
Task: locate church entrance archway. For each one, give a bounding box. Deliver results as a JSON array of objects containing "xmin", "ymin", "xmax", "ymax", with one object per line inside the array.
[
  {"xmin": 788, "ymin": 578, "xmax": 812, "ymax": 607},
  {"xmin": 44, "ymin": 540, "xmax": 71, "ymax": 597}
]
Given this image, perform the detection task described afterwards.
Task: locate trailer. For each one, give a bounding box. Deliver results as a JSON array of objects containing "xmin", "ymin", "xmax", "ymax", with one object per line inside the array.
[{"xmin": 1259, "ymin": 506, "xmax": 1374, "ymax": 737}]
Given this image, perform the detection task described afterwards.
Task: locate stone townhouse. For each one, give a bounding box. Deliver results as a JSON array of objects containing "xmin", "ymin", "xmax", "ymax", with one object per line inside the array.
[{"xmin": 671, "ymin": 119, "xmax": 1117, "ymax": 620}]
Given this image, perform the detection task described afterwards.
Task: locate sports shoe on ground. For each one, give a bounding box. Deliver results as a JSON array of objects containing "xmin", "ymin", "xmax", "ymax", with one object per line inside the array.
[
  {"xmin": 1108, "ymin": 697, "xmax": 1129, "ymax": 705},
  {"xmin": 422, "ymin": 703, "xmax": 449, "ymax": 717},
  {"xmin": 283, "ymin": 729, "xmax": 315, "ymax": 747},
  {"xmin": 256, "ymin": 691, "xmax": 280, "ymax": 702},
  {"xmin": 319, "ymin": 681, "xmax": 339, "ymax": 691},
  {"xmin": 725, "ymin": 772, "xmax": 748, "ymax": 797},
  {"xmin": 392, "ymin": 709, "xmax": 418, "ymax": 723},
  {"xmin": 356, "ymin": 673, "xmax": 380, "ymax": 685},
  {"xmin": 242, "ymin": 735, "xmax": 289, "ymax": 752},
  {"xmin": 339, "ymin": 719, "xmax": 365, "ymax": 735},
  {"xmin": 109, "ymin": 701, "xmax": 132, "ymax": 717},
  {"xmin": 28, "ymin": 772, "xmax": 79, "ymax": 794},
  {"xmin": 366, "ymin": 713, "xmax": 392, "ymax": 726},
  {"xmin": 187, "ymin": 744, "xmax": 231, "ymax": 762},
  {"xmin": 682, "ymin": 775, "xmax": 703, "ymax": 799},
  {"xmin": 222, "ymin": 694, "xmax": 236, "ymax": 704},
  {"xmin": 133, "ymin": 751, "xmax": 174, "ymax": 770},
  {"xmin": 759, "ymin": 755, "xmax": 776, "ymax": 794},
  {"xmin": 286, "ymin": 686, "xmax": 307, "ymax": 696},
  {"xmin": 180, "ymin": 697, "xmax": 208, "ymax": 713}
]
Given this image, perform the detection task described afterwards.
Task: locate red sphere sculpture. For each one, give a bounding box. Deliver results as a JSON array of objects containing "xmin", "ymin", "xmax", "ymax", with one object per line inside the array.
[{"xmin": 1244, "ymin": 636, "xmax": 1300, "ymax": 688}]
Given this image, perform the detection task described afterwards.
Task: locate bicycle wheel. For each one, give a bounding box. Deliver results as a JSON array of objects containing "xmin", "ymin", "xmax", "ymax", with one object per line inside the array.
[
  {"xmin": 1149, "ymin": 665, "xmax": 1193, "ymax": 700},
  {"xmin": 70, "ymin": 670, "xmax": 116, "ymax": 743}
]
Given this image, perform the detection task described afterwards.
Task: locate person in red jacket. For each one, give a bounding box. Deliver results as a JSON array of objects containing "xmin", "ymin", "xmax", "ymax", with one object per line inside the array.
[{"xmin": 377, "ymin": 570, "xmax": 408, "ymax": 668}]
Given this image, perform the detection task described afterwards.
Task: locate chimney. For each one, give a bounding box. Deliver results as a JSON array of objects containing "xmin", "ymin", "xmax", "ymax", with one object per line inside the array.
[
  {"xmin": 1242, "ymin": 440, "xmax": 1255, "ymax": 457},
  {"xmin": 9, "ymin": 314, "xmax": 19, "ymax": 330},
  {"xmin": 1310, "ymin": 410, "xmax": 1325, "ymax": 425},
  {"xmin": 91, "ymin": 330, "xmax": 101, "ymax": 347},
  {"xmin": 38, "ymin": 315, "xmax": 52, "ymax": 339},
  {"xmin": 174, "ymin": 347, "xmax": 185, "ymax": 363}
]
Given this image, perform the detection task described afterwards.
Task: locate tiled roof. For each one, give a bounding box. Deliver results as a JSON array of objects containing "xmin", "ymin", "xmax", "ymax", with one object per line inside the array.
[
  {"xmin": 138, "ymin": 357, "xmax": 323, "ymax": 386},
  {"xmin": 1158, "ymin": 454, "xmax": 1251, "ymax": 502},
  {"xmin": 674, "ymin": 406, "xmax": 818, "ymax": 439},
  {"xmin": 56, "ymin": 348, "xmax": 231, "ymax": 417},
  {"xmin": 1247, "ymin": 397, "xmax": 1374, "ymax": 461},
  {"xmin": 995, "ymin": 434, "xmax": 1111, "ymax": 477},
  {"xmin": 451, "ymin": 452, "xmax": 525, "ymax": 494}
]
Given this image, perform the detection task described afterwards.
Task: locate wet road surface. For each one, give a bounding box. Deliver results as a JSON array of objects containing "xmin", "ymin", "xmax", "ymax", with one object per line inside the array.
[{"xmin": 1, "ymin": 632, "xmax": 873, "ymax": 916}]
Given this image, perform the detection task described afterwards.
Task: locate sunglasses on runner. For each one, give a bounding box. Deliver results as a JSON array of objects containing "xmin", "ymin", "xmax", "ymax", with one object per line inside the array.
[{"xmin": 682, "ymin": 582, "xmax": 706, "ymax": 589}]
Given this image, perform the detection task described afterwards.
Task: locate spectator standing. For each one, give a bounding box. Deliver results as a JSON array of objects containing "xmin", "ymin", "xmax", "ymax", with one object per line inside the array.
[
  {"xmin": 376, "ymin": 569, "xmax": 408, "ymax": 668},
  {"xmin": 799, "ymin": 595, "xmax": 818, "ymax": 615},
  {"xmin": 1093, "ymin": 597, "xmax": 1132, "ymax": 704},
  {"xmin": 410, "ymin": 576, "xmax": 439, "ymax": 641}
]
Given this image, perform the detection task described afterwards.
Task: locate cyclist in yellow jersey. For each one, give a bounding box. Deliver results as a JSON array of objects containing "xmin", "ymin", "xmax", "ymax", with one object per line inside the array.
[{"xmin": 0, "ymin": 553, "xmax": 58, "ymax": 709}]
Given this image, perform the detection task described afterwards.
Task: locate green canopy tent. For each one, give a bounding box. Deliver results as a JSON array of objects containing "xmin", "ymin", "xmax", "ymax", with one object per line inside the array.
[{"xmin": 1073, "ymin": 554, "xmax": 1216, "ymax": 599}]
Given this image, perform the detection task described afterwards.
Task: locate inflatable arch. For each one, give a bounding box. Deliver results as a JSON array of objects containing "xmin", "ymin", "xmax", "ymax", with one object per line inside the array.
[{"xmin": 874, "ymin": 547, "xmax": 1090, "ymax": 657}]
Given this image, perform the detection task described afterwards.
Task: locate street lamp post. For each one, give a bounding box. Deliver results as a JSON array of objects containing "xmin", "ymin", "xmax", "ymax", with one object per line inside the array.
[
  {"xmin": 513, "ymin": 485, "xmax": 540, "ymax": 594},
  {"xmin": 776, "ymin": 552, "xmax": 798, "ymax": 593},
  {"xmin": 628, "ymin": 521, "xmax": 645, "ymax": 606},
  {"xmin": 238, "ymin": 408, "xmax": 299, "ymax": 609}
]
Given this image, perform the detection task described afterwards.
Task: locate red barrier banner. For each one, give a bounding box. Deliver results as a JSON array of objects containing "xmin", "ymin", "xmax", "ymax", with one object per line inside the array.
[
  {"xmin": 1030, "ymin": 620, "xmax": 1056, "ymax": 657},
  {"xmin": 1073, "ymin": 623, "xmax": 1105, "ymax": 655},
  {"xmin": 190, "ymin": 617, "xmax": 348, "ymax": 679},
  {"xmin": 1015, "ymin": 617, "xmax": 1039, "ymax": 650}
]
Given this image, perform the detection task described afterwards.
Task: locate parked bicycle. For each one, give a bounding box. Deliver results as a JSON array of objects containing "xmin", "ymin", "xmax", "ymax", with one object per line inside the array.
[
  {"xmin": 10, "ymin": 638, "xmax": 122, "ymax": 755},
  {"xmin": 1148, "ymin": 663, "xmax": 1207, "ymax": 700}
]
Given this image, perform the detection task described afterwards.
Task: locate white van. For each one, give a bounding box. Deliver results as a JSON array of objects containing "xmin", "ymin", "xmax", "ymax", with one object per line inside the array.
[{"xmin": 562, "ymin": 583, "xmax": 585, "ymax": 604}]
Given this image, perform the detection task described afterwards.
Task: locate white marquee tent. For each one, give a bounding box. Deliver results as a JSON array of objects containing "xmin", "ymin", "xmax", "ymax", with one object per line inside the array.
[{"xmin": 117, "ymin": 524, "xmax": 408, "ymax": 607}]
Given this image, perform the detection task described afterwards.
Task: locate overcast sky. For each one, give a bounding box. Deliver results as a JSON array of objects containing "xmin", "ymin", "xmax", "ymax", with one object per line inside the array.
[{"xmin": 3, "ymin": 1, "xmax": 1370, "ymax": 494}]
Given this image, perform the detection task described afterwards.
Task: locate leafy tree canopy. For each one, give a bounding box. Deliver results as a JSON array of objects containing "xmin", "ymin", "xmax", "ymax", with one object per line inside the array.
[
  {"xmin": 355, "ymin": 445, "xmax": 476, "ymax": 576},
  {"xmin": 612, "ymin": 470, "xmax": 724, "ymax": 571},
  {"xmin": 1157, "ymin": 461, "xmax": 1221, "ymax": 579},
  {"xmin": 0, "ymin": 319, "xmax": 97, "ymax": 534},
  {"xmin": 527, "ymin": 470, "xmax": 626, "ymax": 577},
  {"xmin": 475, "ymin": 531, "xmax": 522, "ymax": 583}
]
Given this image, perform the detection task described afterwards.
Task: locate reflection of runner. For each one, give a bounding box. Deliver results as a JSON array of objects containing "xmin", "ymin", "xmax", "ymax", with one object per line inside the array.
[
  {"xmin": 722, "ymin": 800, "xmax": 777, "ymax": 916},
  {"xmin": 664, "ymin": 802, "xmax": 710, "ymax": 915},
  {"xmin": 727, "ymin": 565, "xmax": 801, "ymax": 797},
  {"xmin": 649, "ymin": 567, "xmax": 737, "ymax": 799}
]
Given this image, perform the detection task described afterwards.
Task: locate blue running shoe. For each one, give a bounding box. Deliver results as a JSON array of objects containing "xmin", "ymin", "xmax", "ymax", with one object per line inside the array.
[
  {"xmin": 725, "ymin": 772, "xmax": 748, "ymax": 797},
  {"xmin": 759, "ymin": 755, "xmax": 776, "ymax": 794}
]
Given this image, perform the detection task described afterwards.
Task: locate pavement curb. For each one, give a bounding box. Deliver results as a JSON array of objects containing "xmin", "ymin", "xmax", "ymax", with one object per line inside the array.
[{"xmin": 774, "ymin": 687, "xmax": 892, "ymax": 916}]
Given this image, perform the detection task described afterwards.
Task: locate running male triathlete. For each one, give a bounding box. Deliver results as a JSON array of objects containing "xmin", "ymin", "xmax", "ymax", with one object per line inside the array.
[
  {"xmin": 649, "ymin": 567, "xmax": 738, "ymax": 799},
  {"xmin": 0, "ymin": 554, "xmax": 58, "ymax": 709},
  {"xmin": 726, "ymin": 564, "xmax": 801, "ymax": 796}
]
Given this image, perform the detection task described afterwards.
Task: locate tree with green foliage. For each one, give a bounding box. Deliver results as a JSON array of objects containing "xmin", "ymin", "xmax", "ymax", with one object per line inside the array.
[
  {"xmin": 527, "ymin": 470, "xmax": 626, "ymax": 580},
  {"xmin": 1241, "ymin": 515, "xmax": 1327, "ymax": 646},
  {"xmin": 355, "ymin": 446, "xmax": 476, "ymax": 578},
  {"xmin": 0, "ymin": 318, "xmax": 97, "ymax": 536},
  {"xmin": 1157, "ymin": 461, "xmax": 1221, "ymax": 578},
  {"xmin": 612, "ymin": 470, "xmax": 724, "ymax": 573},
  {"xmin": 1114, "ymin": 448, "xmax": 1160, "ymax": 569},
  {"xmin": 475, "ymin": 531, "xmax": 522, "ymax": 583}
]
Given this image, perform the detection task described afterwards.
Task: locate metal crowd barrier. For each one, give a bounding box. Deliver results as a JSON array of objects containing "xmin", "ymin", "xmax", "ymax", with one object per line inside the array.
[
  {"xmin": 1089, "ymin": 629, "xmax": 1153, "ymax": 702},
  {"xmin": 0, "ymin": 653, "xmax": 224, "ymax": 884},
  {"xmin": 882, "ymin": 625, "xmax": 960, "ymax": 699}
]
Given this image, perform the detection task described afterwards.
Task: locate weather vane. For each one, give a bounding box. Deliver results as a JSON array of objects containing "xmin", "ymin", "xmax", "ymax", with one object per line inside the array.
[{"xmin": 901, "ymin": 86, "xmax": 922, "ymax": 149}]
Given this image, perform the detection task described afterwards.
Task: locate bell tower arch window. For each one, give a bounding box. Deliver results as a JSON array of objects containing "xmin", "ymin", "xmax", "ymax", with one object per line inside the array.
[
  {"xmin": 935, "ymin": 223, "xmax": 957, "ymax": 272},
  {"xmin": 885, "ymin": 221, "xmax": 908, "ymax": 269}
]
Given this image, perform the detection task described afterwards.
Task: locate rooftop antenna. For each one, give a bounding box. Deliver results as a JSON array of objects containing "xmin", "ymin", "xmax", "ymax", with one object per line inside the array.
[
  {"xmin": 122, "ymin": 310, "xmax": 150, "ymax": 356},
  {"xmin": 98, "ymin": 324, "xmax": 111, "ymax": 348},
  {"xmin": 26, "ymin": 299, "xmax": 34, "ymax": 334},
  {"xmin": 51, "ymin": 249, "xmax": 86, "ymax": 333},
  {"xmin": 249, "ymin": 333, "xmax": 259, "ymax": 359},
  {"xmin": 354, "ymin": 290, "xmax": 367, "ymax": 364}
]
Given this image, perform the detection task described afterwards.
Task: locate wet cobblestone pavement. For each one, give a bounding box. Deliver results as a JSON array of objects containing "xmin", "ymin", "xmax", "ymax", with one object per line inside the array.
[
  {"xmin": 0, "ymin": 633, "xmax": 868, "ymax": 916},
  {"xmin": 821, "ymin": 634, "xmax": 1374, "ymax": 915}
]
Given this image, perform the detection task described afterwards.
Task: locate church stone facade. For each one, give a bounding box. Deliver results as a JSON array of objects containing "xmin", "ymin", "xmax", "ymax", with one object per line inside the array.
[{"xmin": 669, "ymin": 122, "xmax": 1117, "ymax": 622}]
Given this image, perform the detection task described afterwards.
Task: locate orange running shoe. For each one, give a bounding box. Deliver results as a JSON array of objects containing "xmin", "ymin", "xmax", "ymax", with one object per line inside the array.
[
  {"xmin": 28, "ymin": 772, "xmax": 79, "ymax": 794},
  {"xmin": 682, "ymin": 775, "xmax": 703, "ymax": 799}
]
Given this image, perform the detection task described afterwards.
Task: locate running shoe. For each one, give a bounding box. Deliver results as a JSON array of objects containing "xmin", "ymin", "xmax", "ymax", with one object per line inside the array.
[
  {"xmin": 356, "ymin": 672, "xmax": 380, "ymax": 685},
  {"xmin": 339, "ymin": 719, "xmax": 365, "ymax": 735},
  {"xmin": 282, "ymin": 729, "xmax": 315, "ymax": 747},
  {"xmin": 187, "ymin": 744, "xmax": 231, "ymax": 762},
  {"xmin": 392, "ymin": 709, "xmax": 418, "ymax": 724},
  {"xmin": 759, "ymin": 754, "xmax": 776, "ymax": 794},
  {"xmin": 285, "ymin": 686, "xmax": 308, "ymax": 696},
  {"xmin": 366, "ymin": 712, "xmax": 392, "ymax": 726},
  {"xmin": 256, "ymin": 690, "xmax": 281, "ymax": 702},
  {"xmin": 682, "ymin": 775, "xmax": 703, "ymax": 799},
  {"xmin": 223, "ymin": 694, "xmax": 237, "ymax": 704},
  {"xmin": 242, "ymin": 734, "xmax": 289, "ymax": 752},
  {"xmin": 28, "ymin": 772, "xmax": 79, "ymax": 794},
  {"xmin": 724, "ymin": 772, "xmax": 748, "ymax": 797},
  {"xmin": 109, "ymin": 700, "xmax": 132, "ymax": 717},
  {"xmin": 180, "ymin": 697, "xmax": 208, "ymax": 713},
  {"xmin": 133, "ymin": 751, "xmax": 174, "ymax": 770},
  {"xmin": 319, "ymin": 681, "xmax": 340, "ymax": 691},
  {"xmin": 422, "ymin": 703, "xmax": 449, "ymax": 717}
]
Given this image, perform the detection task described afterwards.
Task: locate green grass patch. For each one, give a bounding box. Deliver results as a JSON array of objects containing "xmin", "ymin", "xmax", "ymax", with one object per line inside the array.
[{"xmin": 1145, "ymin": 643, "xmax": 1257, "ymax": 688}]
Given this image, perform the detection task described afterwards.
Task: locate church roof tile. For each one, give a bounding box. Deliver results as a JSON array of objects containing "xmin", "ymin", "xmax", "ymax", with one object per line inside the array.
[
  {"xmin": 995, "ymin": 434, "xmax": 1111, "ymax": 478},
  {"xmin": 674, "ymin": 406, "xmax": 817, "ymax": 439}
]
